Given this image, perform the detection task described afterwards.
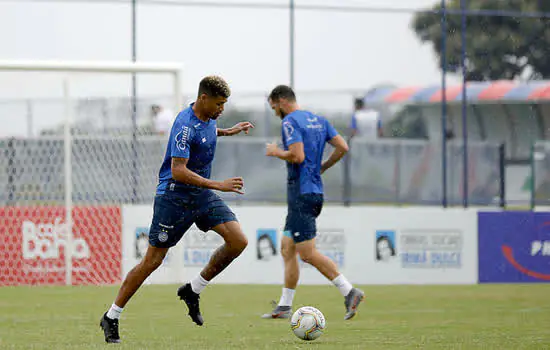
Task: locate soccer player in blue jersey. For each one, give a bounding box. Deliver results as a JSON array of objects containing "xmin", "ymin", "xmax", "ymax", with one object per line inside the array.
[
  {"xmin": 100, "ymin": 76, "xmax": 254, "ymax": 343},
  {"xmin": 263, "ymin": 85, "xmax": 364, "ymax": 320}
]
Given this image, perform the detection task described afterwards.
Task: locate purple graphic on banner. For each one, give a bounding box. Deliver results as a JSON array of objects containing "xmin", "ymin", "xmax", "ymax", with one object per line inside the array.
[{"xmin": 478, "ymin": 212, "xmax": 550, "ymax": 283}]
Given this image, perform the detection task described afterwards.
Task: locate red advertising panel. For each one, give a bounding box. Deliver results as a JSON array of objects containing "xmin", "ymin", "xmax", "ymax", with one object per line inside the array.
[{"xmin": 0, "ymin": 206, "xmax": 121, "ymax": 285}]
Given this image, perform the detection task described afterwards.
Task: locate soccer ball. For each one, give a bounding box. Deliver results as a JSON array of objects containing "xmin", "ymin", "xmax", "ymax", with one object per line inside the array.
[{"xmin": 290, "ymin": 306, "xmax": 326, "ymax": 341}]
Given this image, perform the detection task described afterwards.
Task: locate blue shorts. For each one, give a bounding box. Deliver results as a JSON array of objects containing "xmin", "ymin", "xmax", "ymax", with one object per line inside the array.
[
  {"xmin": 148, "ymin": 190, "xmax": 237, "ymax": 248},
  {"xmin": 283, "ymin": 193, "xmax": 323, "ymax": 243}
]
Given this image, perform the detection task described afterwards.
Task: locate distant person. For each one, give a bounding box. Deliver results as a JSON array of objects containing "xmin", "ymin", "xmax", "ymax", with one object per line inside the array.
[
  {"xmin": 349, "ymin": 98, "xmax": 382, "ymax": 140},
  {"xmin": 151, "ymin": 104, "xmax": 176, "ymax": 135}
]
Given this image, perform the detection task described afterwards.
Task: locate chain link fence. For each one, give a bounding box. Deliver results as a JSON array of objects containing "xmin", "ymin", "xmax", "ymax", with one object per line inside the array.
[{"xmin": 0, "ymin": 136, "xmax": 503, "ymax": 206}]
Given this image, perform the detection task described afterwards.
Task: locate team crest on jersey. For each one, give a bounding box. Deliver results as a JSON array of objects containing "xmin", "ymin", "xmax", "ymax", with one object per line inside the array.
[
  {"xmin": 158, "ymin": 232, "xmax": 169, "ymax": 243},
  {"xmin": 175, "ymin": 126, "xmax": 191, "ymax": 152},
  {"xmin": 283, "ymin": 121, "xmax": 295, "ymax": 141}
]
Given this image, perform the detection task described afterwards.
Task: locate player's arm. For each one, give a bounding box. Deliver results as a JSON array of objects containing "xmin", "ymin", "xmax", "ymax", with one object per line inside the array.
[
  {"xmin": 321, "ymin": 122, "xmax": 349, "ymax": 174},
  {"xmin": 217, "ymin": 122, "xmax": 254, "ymax": 136},
  {"xmin": 171, "ymin": 120, "xmax": 244, "ymax": 194},
  {"xmin": 265, "ymin": 142, "xmax": 305, "ymax": 164},
  {"xmin": 171, "ymin": 157, "xmax": 244, "ymax": 194},
  {"xmin": 265, "ymin": 118, "xmax": 304, "ymax": 163}
]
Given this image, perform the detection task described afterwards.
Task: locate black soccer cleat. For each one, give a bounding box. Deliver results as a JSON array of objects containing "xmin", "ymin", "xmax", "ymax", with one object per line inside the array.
[
  {"xmin": 177, "ymin": 283, "xmax": 204, "ymax": 326},
  {"xmin": 100, "ymin": 312, "xmax": 121, "ymax": 343},
  {"xmin": 344, "ymin": 288, "xmax": 365, "ymax": 320}
]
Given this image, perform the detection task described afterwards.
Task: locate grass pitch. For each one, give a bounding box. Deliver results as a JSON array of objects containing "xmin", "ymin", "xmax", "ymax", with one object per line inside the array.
[{"xmin": 0, "ymin": 284, "xmax": 549, "ymax": 349}]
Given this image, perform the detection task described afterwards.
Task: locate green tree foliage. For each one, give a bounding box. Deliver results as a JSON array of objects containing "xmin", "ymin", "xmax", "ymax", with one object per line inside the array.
[{"xmin": 412, "ymin": 0, "xmax": 550, "ymax": 80}]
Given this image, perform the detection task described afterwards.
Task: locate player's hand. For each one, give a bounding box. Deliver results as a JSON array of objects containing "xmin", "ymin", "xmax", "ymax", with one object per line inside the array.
[
  {"xmin": 232, "ymin": 122, "xmax": 254, "ymax": 135},
  {"xmin": 265, "ymin": 142, "xmax": 280, "ymax": 157},
  {"xmin": 219, "ymin": 177, "xmax": 245, "ymax": 194}
]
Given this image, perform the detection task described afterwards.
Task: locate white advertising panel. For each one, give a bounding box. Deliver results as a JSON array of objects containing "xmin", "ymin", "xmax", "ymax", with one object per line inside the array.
[{"xmin": 122, "ymin": 205, "xmax": 478, "ymax": 285}]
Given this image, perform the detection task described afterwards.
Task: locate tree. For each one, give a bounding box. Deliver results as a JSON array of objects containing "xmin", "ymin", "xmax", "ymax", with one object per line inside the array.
[{"xmin": 412, "ymin": 0, "xmax": 550, "ymax": 81}]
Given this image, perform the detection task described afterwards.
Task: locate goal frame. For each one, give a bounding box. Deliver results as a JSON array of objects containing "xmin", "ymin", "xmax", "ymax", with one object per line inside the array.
[{"xmin": 0, "ymin": 60, "xmax": 184, "ymax": 285}]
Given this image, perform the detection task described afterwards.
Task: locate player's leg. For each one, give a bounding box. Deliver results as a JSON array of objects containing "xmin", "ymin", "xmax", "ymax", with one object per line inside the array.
[
  {"xmin": 178, "ymin": 220, "xmax": 247, "ymax": 325},
  {"xmin": 100, "ymin": 245, "xmax": 169, "ymax": 343},
  {"xmin": 295, "ymin": 238, "xmax": 338, "ymax": 279},
  {"xmin": 295, "ymin": 238, "xmax": 364, "ymax": 320},
  {"xmin": 101, "ymin": 193, "xmax": 191, "ymax": 343},
  {"xmin": 262, "ymin": 234, "xmax": 298, "ymax": 319},
  {"xmin": 294, "ymin": 194, "xmax": 365, "ymax": 320},
  {"xmin": 113, "ymin": 245, "xmax": 169, "ymax": 308},
  {"xmin": 178, "ymin": 193, "xmax": 247, "ymax": 326},
  {"xmin": 282, "ymin": 235, "xmax": 299, "ymax": 294}
]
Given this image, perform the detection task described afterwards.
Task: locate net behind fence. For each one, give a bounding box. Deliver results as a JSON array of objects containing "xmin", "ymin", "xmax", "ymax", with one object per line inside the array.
[{"xmin": 1, "ymin": 136, "xmax": 502, "ymax": 206}]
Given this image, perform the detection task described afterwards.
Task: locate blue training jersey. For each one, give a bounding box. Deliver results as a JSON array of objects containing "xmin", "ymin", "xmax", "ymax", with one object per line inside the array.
[
  {"xmin": 281, "ymin": 110, "xmax": 339, "ymax": 201},
  {"xmin": 156, "ymin": 105, "xmax": 217, "ymax": 196}
]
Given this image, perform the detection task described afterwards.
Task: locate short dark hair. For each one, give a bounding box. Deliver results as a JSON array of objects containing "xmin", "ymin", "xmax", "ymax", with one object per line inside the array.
[
  {"xmin": 354, "ymin": 97, "xmax": 364, "ymax": 110},
  {"xmin": 198, "ymin": 76, "xmax": 231, "ymax": 98},
  {"xmin": 268, "ymin": 85, "xmax": 296, "ymax": 102}
]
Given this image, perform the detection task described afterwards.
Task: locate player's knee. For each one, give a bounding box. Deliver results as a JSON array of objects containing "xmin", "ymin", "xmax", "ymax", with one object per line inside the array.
[
  {"xmin": 142, "ymin": 252, "xmax": 166, "ymax": 271},
  {"xmin": 281, "ymin": 244, "xmax": 295, "ymax": 260},
  {"xmin": 298, "ymin": 249, "xmax": 315, "ymax": 265},
  {"xmin": 227, "ymin": 232, "xmax": 248, "ymax": 253}
]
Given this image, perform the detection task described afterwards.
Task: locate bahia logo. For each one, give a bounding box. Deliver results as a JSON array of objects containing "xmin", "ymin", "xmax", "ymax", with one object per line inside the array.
[
  {"xmin": 501, "ymin": 222, "xmax": 550, "ymax": 281},
  {"xmin": 22, "ymin": 217, "xmax": 90, "ymax": 260}
]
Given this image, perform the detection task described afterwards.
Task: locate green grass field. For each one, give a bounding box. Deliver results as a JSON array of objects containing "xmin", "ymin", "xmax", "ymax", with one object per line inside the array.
[{"xmin": 1, "ymin": 284, "xmax": 549, "ymax": 350}]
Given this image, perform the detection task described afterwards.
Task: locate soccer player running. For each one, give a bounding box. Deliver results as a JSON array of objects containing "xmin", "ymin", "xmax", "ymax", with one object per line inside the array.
[
  {"xmin": 100, "ymin": 76, "xmax": 254, "ymax": 343},
  {"xmin": 263, "ymin": 85, "xmax": 364, "ymax": 320}
]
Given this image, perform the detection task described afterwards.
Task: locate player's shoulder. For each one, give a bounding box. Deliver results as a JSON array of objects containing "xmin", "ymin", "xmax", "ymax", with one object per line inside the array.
[
  {"xmin": 301, "ymin": 110, "xmax": 332, "ymax": 127},
  {"xmin": 284, "ymin": 110, "xmax": 319, "ymax": 124},
  {"xmin": 174, "ymin": 106, "xmax": 194, "ymax": 125},
  {"xmin": 171, "ymin": 107, "xmax": 198, "ymax": 139}
]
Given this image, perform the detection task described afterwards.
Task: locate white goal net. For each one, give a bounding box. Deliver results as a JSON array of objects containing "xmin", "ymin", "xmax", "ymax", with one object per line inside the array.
[{"xmin": 0, "ymin": 60, "xmax": 183, "ymax": 286}]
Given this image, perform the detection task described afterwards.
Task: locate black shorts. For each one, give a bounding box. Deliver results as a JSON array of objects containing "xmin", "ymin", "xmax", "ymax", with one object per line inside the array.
[
  {"xmin": 148, "ymin": 190, "xmax": 237, "ymax": 248},
  {"xmin": 284, "ymin": 193, "xmax": 323, "ymax": 243}
]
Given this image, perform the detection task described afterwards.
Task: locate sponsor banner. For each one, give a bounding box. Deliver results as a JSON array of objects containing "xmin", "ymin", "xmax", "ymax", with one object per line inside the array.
[
  {"xmin": 376, "ymin": 230, "xmax": 463, "ymax": 269},
  {"xmin": 182, "ymin": 229, "xmax": 224, "ymax": 267},
  {"xmin": 369, "ymin": 208, "xmax": 476, "ymax": 284},
  {"xmin": 0, "ymin": 206, "xmax": 121, "ymax": 286},
  {"xmin": 122, "ymin": 205, "xmax": 477, "ymax": 285},
  {"xmin": 478, "ymin": 211, "xmax": 550, "ymax": 283}
]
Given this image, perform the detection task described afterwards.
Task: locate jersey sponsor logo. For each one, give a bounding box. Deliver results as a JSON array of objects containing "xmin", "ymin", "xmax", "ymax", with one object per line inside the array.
[
  {"xmin": 175, "ymin": 126, "xmax": 191, "ymax": 152},
  {"xmin": 306, "ymin": 124, "xmax": 323, "ymax": 129}
]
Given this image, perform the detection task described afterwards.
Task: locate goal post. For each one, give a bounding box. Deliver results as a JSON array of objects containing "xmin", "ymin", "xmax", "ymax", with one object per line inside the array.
[{"xmin": 0, "ymin": 60, "xmax": 184, "ymax": 286}]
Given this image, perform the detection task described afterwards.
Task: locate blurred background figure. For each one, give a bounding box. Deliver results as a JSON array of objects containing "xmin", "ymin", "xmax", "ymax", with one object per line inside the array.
[
  {"xmin": 349, "ymin": 97, "xmax": 382, "ymax": 140},
  {"xmin": 151, "ymin": 104, "xmax": 175, "ymax": 136}
]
